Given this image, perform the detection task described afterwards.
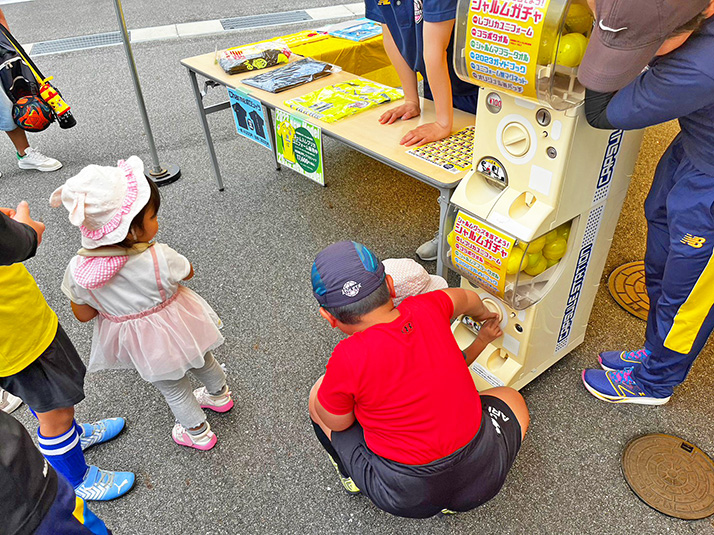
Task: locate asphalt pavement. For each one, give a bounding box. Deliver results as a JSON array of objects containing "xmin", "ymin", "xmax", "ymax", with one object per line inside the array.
[{"xmin": 1, "ymin": 5, "xmax": 713, "ymax": 535}]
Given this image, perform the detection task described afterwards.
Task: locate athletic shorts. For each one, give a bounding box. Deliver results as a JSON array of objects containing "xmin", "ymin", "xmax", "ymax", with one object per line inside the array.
[
  {"xmin": 0, "ymin": 323, "xmax": 86, "ymax": 413},
  {"xmin": 34, "ymin": 474, "xmax": 111, "ymax": 535},
  {"xmin": 0, "ymin": 85, "xmax": 17, "ymax": 131},
  {"xmin": 331, "ymin": 395, "xmax": 522, "ymax": 518}
]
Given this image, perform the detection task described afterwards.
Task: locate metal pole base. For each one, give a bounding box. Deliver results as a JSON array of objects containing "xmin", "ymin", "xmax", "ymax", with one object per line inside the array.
[{"xmin": 146, "ymin": 163, "xmax": 181, "ymax": 187}]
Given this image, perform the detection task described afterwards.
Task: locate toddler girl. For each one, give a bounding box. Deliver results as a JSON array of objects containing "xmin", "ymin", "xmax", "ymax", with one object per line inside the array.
[{"xmin": 51, "ymin": 156, "xmax": 233, "ymax": 451}]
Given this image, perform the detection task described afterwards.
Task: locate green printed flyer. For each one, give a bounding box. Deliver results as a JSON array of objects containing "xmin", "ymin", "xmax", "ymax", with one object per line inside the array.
[{"xmin": 275, "ymin": 109, "xmax": 324, "ymax": 186}]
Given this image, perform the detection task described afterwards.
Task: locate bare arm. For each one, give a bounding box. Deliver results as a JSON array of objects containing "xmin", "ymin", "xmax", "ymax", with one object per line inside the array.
[
  {"xmin": 442, "ymin": 287, "xmax": 495, "ymax": 321},
  {"xmin": 0, "ymin": 8, "xmax": 9, "ymax": 30},
  {"xmin": 313, "ymin": 375, "xmax": 356, "ymax": 432},
  {"xmin": 378, "ymin": 23, "xmax": 422, "ymax": 125},
  {"xmin": 442, "ymin": 288, "xmax": 501, "ymax": 365},
  {"xmin": 400, "ymin": 19, "xmax": 455, "ymax": 147},
  {"xmin": 71, "ymin": 302, "xmax": 98, "ymax": 322}
]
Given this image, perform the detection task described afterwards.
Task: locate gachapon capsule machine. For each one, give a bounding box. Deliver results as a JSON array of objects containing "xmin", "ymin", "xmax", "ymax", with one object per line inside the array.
[{"xmin": 444, "ymin": 0, "xmax": 644, "ymax": 391}]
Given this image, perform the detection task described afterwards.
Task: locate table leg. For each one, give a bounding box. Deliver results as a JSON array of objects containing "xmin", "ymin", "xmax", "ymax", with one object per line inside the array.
[
  {"xmin": 436, "ymin": 187, "xmax": 453, "ymax": 280},
  {"xmin": 264, "ymin": 106, "xmax": 281, "ymax": 171},
  {"xmin": 186, "ymin": 68, "xmax": 225, "ymax": 191}
]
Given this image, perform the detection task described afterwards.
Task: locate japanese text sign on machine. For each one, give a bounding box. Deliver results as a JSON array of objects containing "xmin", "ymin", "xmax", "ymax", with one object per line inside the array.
[
  {"xmin": 452, "ymin": 210, "xmax": 516, "ymax": 297},
  {"xmin": 465, "ymin": 0, "xmax": 551, "ymax": 99},
  {"xmin": 275, "ymin": 109, "xmax": 324, "ymax": 186},
  {"xmin": 228, "ymin": 88, "xmax": 271, "ymax": 150}
]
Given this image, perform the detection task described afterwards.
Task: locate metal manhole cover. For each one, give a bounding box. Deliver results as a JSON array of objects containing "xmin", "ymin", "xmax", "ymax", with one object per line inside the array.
[
  {"xmin": 622, "ymin": 434, "xmax": 714, "ymax": 520},
  {"xmin": 608, "ymin": 261, "xmax": 649, "ymax": 321}
]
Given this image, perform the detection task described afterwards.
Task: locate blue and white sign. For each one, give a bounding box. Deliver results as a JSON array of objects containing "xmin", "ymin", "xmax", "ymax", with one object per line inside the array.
[{"xmin": 227, "ymin": 88, "xmax": 271, "ymax": 150}]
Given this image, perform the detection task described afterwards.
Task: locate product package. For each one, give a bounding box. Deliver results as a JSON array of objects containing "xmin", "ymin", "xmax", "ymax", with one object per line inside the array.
[
  {"xmin": 284, "ymin": 79, "xmax": 403, "ymax": 123},
  {"xmin": 326, "ymin": 18, "xmax": 382, "ymax": 42},
  {"xmin": 217, "ymin": 42, "xmax": 291, "ymax": 75},
  {"xmin": 242, "ymin": 58, "xmax": 333, "ymax": 93}
]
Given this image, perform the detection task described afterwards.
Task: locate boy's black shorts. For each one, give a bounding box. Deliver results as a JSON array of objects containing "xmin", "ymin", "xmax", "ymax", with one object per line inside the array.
[
  {"xmin": 331, "ymin": 395, "xmax": 522, "ymax": 518},
  {"xmin": 0, "ymin": 323, "xmax": 86, "ymax": 413}
]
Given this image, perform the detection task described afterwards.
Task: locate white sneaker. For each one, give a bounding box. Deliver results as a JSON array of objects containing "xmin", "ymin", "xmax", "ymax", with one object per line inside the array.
[
  {"xmin": 0, "ymin": 388, "xmax": 22, "ymax": 414},
  {"xmin": 17, "ymin": 147, "xmax": 62, "ymax": 172},
  {"xmin": 172, "ymin": 422, "xmax": 217, "ymax": 451},
  {"xmin": 416, "ymin": 233, "xmax": 439, "ymax": 262},
  {"xmin": 194, "ymin": 386, "xmax": 234, "ymax": 413}
]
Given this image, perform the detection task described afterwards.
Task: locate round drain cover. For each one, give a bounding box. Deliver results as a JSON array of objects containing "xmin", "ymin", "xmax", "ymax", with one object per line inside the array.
[
  {"xmin": 622, "ymin": 434, "xmax": 714, "ymax": 520},
  {"xmin": 608, "ymin": 261, "xmax": 649, "ymax": 321}
]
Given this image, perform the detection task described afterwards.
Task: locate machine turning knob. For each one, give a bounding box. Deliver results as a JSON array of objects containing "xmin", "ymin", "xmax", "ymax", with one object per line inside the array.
[
  {"xmin": 481, "ymin": 298, "xmax": 504, "ymax": 323},
  {"xmin": 502, "ymin": 122, "xmax": 530, "ymax": 157}
]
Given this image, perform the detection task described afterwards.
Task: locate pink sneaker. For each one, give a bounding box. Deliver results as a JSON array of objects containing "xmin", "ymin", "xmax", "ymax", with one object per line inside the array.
[
  {"xmin": 172, "ymin": 422, "xmax": 217, "ymax": 451},
  {"xmin": 193, "ymin": 386, "xmax": 234, "ymax": 413}
]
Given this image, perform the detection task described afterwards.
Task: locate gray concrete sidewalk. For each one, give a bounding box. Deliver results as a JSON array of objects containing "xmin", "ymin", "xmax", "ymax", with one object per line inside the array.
[{"xmin": 2, "ymin": 23, "xmax": 713, "ymax": 535}]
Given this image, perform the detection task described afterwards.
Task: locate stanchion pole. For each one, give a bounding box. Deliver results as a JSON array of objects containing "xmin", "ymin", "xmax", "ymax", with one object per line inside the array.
[{"xmin": 113, "ymin": 0, "xmax": 180, "ymax": 186}]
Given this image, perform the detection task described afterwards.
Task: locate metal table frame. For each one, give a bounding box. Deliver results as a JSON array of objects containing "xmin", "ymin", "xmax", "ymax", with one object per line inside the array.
[{"xmin": 182, "ymin": 61, "xmax": 472, "ymax": 278}]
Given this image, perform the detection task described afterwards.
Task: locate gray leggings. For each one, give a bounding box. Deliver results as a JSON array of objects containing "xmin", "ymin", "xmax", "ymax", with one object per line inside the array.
[{"xmin": 151, "ymin": 351, "xmax": 226, "ymax": 429}]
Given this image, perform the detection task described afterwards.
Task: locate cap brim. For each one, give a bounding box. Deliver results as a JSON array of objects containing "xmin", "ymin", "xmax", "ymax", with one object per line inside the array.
[{"xmin": 578, "ymin": 33, "xmax": 661, "ymax": 92}]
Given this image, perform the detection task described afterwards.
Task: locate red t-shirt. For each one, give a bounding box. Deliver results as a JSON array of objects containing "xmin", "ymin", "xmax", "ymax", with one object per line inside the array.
[{"xmin": 318, "ymin": 290, "xmax": 482, "ymax": 465}]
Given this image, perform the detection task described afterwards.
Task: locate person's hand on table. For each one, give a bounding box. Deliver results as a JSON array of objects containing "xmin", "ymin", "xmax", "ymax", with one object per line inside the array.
[
  {"xmin": 399, "ymin": 121, "xmax": 451, "ymax": 147},
  {"xmin": 379, "ymin": 100, "xmax": 421, "ymax": 125},
  {"xmin": 10, "ymin": 201, "xmax": 45, "ymax": 244}
]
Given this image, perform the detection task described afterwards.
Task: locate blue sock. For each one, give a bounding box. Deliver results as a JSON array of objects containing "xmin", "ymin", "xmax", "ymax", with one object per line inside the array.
[{"xmin": 37, "ymin": 421, "xmax": 89, "ymax": 487}]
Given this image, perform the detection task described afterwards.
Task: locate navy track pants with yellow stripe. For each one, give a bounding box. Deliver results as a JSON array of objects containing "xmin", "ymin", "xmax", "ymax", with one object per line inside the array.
[
  {"xmin": 34, "ymin": 474, "xmax": 110, "ymax": 535},
  {"xmin": 634, "ymin": 134, "xmax": 714, "ymax": 397}
]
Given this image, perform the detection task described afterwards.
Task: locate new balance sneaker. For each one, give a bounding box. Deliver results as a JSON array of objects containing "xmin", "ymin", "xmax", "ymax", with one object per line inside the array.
[
  {"xmin": 582, "ymin": 368, "xmax": 670, "ymax": 405},
  {"xmin": 328, "ymin": 454, "xmax": 360, "ymax": 495},
  {"xmin": 172, "ymin": 422, "xmax": 217, "ymax": 451},
  {"xmin": 194, "ymin": 386, "xmax": 234, "ymax": 413},
  {"xmin": 416, "ymin": 233, "xmax": 439, "ymax": 262},
  {"xmin": 74, "ymin": 465, "xmax": 135, "ymax": 501},
  {"xmin": 17, "ymin": 147, "xmax": 62, "ymax": 172},
  {"xmin": 0, "ymin": 388, "xmax": 22, "ymax": 414},
  {"xmin": 599, "ymin": 348, "xmax": 651, "ymax": 371},
  {"xmin": 79, "ymin": 417, "xmax": 126, "ymax": 450}
]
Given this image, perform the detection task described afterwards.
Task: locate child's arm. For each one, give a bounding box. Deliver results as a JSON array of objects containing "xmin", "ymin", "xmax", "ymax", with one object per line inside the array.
[
  {"xmin": 378, "ymin": 24, "xmax": 422, "ymax": 126},
  {"xmin": 399, "ymin": 20, "xmax": 455, "ymax": 147},
  {"xmin": 441, "ymin": 287, "xmax": 497, "ymax": 323},
  {"xmin": 441, "ymin": 288, "xmax": 502, "ymax": 365},
  {"xmin": 70, "ymin": 302, "xmax": 98, "ymax": 323},
  {"xmin": 463, "ymin": 319, "xmax": 502, "ymax": 366}
]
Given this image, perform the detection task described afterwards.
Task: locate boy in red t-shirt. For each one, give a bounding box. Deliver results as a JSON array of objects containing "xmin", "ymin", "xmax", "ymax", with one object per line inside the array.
[{"xmin": 308, "ymin": 241, "xmax": 529, "ymax": 518}]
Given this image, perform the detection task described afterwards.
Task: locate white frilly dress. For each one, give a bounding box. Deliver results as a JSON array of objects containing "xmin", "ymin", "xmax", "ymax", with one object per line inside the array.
[{"xmin": 61, "ymin": 243, "xmax": 224, "ymax": 383}]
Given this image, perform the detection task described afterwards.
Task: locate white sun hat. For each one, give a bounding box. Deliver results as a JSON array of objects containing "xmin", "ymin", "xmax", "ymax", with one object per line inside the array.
[
  {"xmin": 383, "ymin": 258, "xmax": 449, "ymax": 306},
  {"xmin": 50, "ymin": 156, "xmax": 150, "ymax": 249}
]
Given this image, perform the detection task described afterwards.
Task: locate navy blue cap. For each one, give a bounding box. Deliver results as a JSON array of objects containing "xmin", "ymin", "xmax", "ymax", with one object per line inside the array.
[{"xmin": 311, "ymin": 241, "xmax": 386, "ymax": 307}]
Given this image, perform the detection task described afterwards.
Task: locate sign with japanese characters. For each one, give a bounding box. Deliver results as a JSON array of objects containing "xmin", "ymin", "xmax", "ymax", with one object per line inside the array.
[
  {"xmin": 465, "ymin": 0, "xmax": 551, "ymax": 99},
  {"xmin": 275, "ymin": 109, "xmax": 324, "ymax": 185},
  {"xmin": 228, "ymin": 88, "xmax": 271, "ymax": 150},
  {"xmin": 451, "ymin": 210, "xmax": 516, "ymax": 296}
]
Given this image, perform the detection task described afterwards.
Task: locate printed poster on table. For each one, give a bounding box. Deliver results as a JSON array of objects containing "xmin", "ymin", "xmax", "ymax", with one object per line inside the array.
[
  {"xmin": 465, "ymin": 0, "xmax": 551, "ymax": 99},
  {"xmin": 228, "ymin": 88, "xmax": 271, "ymax": 150},
  {"xmin": 451, "ymin": 210, "xmax": 516, "ymax": 296},
  {"xmin": 275, "ymin": 109, "xmax": 324, "ymax": 186}
]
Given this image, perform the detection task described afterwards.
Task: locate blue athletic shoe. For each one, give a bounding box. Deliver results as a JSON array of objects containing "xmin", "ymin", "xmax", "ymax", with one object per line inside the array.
[
  {"xmin": 74, "ymin": 465, "xmax": 135, "ymax": 501},
  {"xmin": 598, "ymin": 348, "xmax": 651, "ymax": 371},
  {"xmin": 582, "ymin": 368, "xmax": 670, "ymax": 405},
  {"xmin": 80, "ymin": 418, "xmax": 126, "ymax": 450}
]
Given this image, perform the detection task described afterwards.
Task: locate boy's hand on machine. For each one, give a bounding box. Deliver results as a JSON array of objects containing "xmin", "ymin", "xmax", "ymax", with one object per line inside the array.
[
  {"xmin": 400, "ymin": 121, "xmax": 451, "ymax": 147},
  {"xmin": 473, "ymin": 310, "xmax": 498, "ymax": 323},
  {"xmin": 379, "ymin": 100, "xmax": 421, "ymax": 125},
  {"xmin": 12, "ymin": 201, "xmax": 45, "ymax": 244},
  {"xmin": 476, "ymin": 318, "xmax": 503, "ymax": 345}
]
